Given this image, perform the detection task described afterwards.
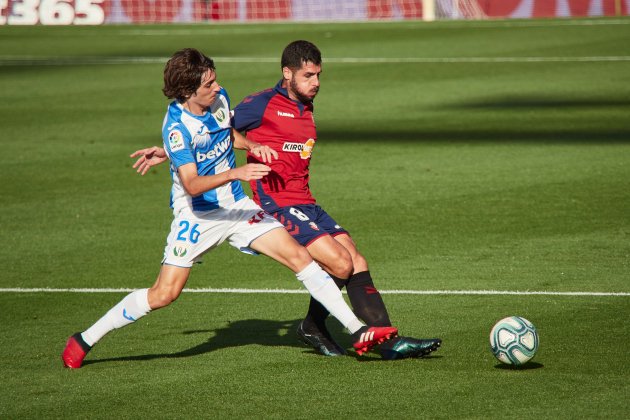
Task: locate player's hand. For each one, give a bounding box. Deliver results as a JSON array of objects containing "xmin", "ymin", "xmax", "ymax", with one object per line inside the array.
[
  {"xmin": 230, "ymin": 163, "xmax": 271, "ymax": 181},
  {"xmin": 249, "ymin": 144, "xmax": 278, "ymax": 163},
  {"xmin": 130, "ymin": 146, "xmax": 168, "ymax": 175}
]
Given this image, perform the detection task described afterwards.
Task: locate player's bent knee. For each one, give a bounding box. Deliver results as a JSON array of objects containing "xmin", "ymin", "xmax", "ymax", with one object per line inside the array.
[
  {"xmin": 148, "ymin": 287, "xmax": 181, "ymax": 309},
  {"xmin": 328, "ymin": 256, "xmax": 353, "ymax": 279}
]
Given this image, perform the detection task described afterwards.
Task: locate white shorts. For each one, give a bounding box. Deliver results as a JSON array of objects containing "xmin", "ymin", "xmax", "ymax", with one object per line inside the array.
[{"xmin": 162, "ymin": 197, "xmax": 283, "ymax": 268}]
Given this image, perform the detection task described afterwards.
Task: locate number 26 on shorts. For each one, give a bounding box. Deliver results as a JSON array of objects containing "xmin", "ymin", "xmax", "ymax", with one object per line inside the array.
[{"xmin": 176, "ymin": 221, "xmax": 200, "ymax": 244}]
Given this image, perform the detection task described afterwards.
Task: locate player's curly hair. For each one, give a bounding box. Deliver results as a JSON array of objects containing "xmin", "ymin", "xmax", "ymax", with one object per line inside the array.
[
  {"xmin": 163, "ymin": 48, "xmax": 215, "ymax": 103},
  {"xmin": 281, "ymin": 40, "xmax": 322, "ymax": 70}
]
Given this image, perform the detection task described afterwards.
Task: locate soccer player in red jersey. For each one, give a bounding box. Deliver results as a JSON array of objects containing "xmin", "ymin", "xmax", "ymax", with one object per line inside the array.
[
  {"xmin": 131, "ymin": 41, "xmax": 440, "ymax": 359},
  {"xmin": 233, "ymin": 40, "xmax": 441, "ymax": 359}
]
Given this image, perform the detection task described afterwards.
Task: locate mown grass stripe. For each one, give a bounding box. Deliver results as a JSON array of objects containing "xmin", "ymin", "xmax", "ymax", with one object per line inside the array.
[{"xmin": 1, "ymin": 56, "xmax": 629, "ymax": 66}]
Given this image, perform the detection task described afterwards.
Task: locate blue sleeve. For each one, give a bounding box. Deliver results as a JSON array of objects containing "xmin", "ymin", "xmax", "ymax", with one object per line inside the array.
[
  {"xmin": 163, "ymin": 123, "xmax": 195, "ymax": 168},
  {"xmin": 232, "ymin": 92, "xmax": 271, "ymax": 132}
]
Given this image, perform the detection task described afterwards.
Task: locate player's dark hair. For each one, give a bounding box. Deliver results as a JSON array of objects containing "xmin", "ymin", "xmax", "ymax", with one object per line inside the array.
[
  {"xmin": 163, "ymin": 48, "xmax": 215, "ymax": 103},
  {"xmin": 281, "ymin": 40, "xmax": 322, "ymax": 70}
]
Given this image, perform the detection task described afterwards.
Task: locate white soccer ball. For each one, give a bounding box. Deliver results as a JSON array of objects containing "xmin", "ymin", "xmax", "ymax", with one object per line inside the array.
[{"xmin": 489, "ymin": 316, "xmax": 539, "ymax": 366}]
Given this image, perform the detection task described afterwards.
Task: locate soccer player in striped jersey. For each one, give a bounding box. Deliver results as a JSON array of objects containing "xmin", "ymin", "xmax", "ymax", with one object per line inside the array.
[{"xmin": 61, "ymin": 48, "xmax": 396, "ymax": 369}]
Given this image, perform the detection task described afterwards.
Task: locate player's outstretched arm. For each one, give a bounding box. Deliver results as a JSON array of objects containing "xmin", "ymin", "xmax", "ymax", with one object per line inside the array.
[
  {"xmin": 231, "ymin": 128, "xmax": 278, "ymax": 163},
  {"xmin": 130, "ymin": 146, "xmax": 168, "ymax": 175},
  {"xmin": 177, "ymin": 162, "xmax": 271, "ymax": 197}
]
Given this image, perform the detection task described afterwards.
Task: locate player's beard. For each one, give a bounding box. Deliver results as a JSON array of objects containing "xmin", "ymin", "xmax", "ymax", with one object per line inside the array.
[{"xmin": 290, "ymin": 76, "xmax": 318, "ymax": 104}]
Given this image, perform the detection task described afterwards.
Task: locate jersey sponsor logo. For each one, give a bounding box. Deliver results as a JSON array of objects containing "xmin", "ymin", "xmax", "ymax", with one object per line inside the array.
[
  {"xmin": 277, "ymin": 110, "xmax": 295, "ymax": 118},
  {"xmin": 168, "ymin": 130, "xmax": 185, "ymax": 152},
  {"xmin": 282, "ymin": 142, "xmax": 303, "ymax": 152},
  {"xmin": 196, "ymin": 137, "xmax": 232, "ymax": 162},
  {"xmin": 300, "ymin": 139, "xmax": 315, "ymax": 159},
  {"xmin": 282, "ymin": 138, "xmax": 315, "ymax": 160}
]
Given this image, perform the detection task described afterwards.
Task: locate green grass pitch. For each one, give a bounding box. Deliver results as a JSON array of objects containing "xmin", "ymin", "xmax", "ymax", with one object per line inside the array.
[{"xmin": 1, "ymin": 18, "xmax": 629, "ymax": 418}]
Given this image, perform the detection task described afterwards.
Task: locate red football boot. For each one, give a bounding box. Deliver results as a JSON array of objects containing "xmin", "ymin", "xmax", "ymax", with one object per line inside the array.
[
  {"xmin": 352, "ymin": 326, "xmax": 398, "ymax": 355},
  {"xmin": 62, "ymin": 333, "xmax": 91, "ymax": 369}
]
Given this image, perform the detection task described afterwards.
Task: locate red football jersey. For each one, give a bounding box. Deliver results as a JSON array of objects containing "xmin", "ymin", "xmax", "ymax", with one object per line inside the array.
[{"xmin": 233, "ymin": 80, "xmax": 317, "ymax": 207}]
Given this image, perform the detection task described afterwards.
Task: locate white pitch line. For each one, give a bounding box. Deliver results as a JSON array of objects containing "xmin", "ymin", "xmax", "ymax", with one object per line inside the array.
[
  {"xmin": 1, "ymin": 56, "xmax": 630, "ymax": 66},
  {"xmin": 381, "ymin": 290, "xmax": 630, "ymax": 297},
  {"xmin": 0, "ymin": 288, "xmax": 628, "ymax": 297}
]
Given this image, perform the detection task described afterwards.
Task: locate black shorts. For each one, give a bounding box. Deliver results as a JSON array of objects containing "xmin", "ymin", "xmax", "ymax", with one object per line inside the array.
[{"xmin": 264, "ymin": 203, "xmax": 348, "ymax": 247}]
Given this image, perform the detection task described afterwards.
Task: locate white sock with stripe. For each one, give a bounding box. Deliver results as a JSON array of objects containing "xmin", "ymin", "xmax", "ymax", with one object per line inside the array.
[
  {"xmin": 296, "ymin": 261, "xmax": 364, "ymax": 334},
  {"xmin": 81, "ymin": 288, "xmax": 152, "ymax": 347}
]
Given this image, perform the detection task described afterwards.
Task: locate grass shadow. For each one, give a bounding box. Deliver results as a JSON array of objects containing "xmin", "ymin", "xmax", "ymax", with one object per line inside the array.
[
  {"xmin": 320, "ymin": 95, "xmax": 630, "ymax": 144},
  {"xmin": 80, "ymin": 318, "xmax": 443, "ymax": 366},
  {"xmin": 82, "ymin": 318, "xmax": 305, "ymax": 366},
  {"xmin": 494, "ymin": 361, "xmax": 544, "ymax": 370},
  {"xmin": 319, "ymin": 127, "xmax": 630, "ymax": 144},
  {"xmin": 444, "ymin": 96, "xmax": 630, "ymax": 110}
]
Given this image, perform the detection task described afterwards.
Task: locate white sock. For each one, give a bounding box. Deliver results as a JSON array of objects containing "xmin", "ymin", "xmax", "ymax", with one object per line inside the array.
[
  {"xmin": 81, "ymin": 288, "xmax": 151, "ymax": 347},
  {"xmin": 296, "ymin": 262, "xmax": 364, "ymax": 334}
]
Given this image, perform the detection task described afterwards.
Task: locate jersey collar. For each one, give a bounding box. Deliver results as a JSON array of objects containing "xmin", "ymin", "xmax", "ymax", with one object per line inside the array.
[{"xmin": 274, "ymin": 79, "xmax": 313, "ymax": 115}]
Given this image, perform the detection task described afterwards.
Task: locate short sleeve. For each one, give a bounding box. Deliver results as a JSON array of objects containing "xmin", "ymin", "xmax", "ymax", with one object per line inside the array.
[
  {"xmin": 163, "ymin": 125, "xmax": 194, "ymax": 168},
  {"xmin": 232, "ymin": 92, "xmax": 271, "ymax": 132}
]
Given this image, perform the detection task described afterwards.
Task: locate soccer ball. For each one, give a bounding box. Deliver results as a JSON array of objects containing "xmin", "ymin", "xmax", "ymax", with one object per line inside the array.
[{"xmin": 489, "ymin": 316, "xmax": 539, "ymax": 366}]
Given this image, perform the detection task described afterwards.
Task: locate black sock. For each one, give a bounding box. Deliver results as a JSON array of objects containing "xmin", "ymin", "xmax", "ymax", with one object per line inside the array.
[
  {"xmin": 73, "ymin": 332, "xmax": 92, "ymax": 352},
  {"xmin": 351, "ymin": 325, "xmax": 368, "ymax": 340},
  {"xmin": 346, "ymin": 271, "xmax": 392, "ymax": 327},
  {"xmin": 302, "ymin": 275, "xmax": 348, "ymax": 332}
]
